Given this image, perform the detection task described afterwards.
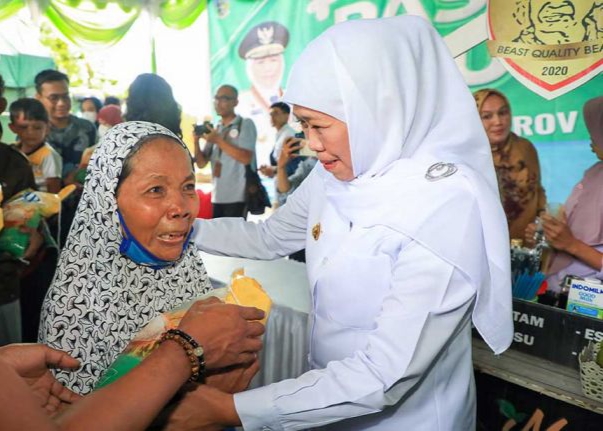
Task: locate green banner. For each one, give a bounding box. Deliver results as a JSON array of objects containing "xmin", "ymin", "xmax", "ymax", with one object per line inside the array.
[{"xmin": 208, "ymin": 0, "xmax": 602, "ymax": 202}]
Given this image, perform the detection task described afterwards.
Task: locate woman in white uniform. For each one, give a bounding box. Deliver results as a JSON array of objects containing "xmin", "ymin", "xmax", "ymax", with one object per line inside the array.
[{"xmin": 184, "ymin": 15, "xmax": 513, "ymax": 430}]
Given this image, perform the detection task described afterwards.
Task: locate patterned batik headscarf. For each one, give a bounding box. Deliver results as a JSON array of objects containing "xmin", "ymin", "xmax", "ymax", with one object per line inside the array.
[
  {"xmin": 473, "ymin": 88, "xmax": 547, "ymax": 239},
  {"xmin": 39, "ymin": 121, "xmax": 212, "ymax": 394},
  {"xmin": 473, "ymin": 88, "xmax": 510, "ymax": 117},
  {"xmin": 283, "ymin": 16, "xmax": 513, "ymax": 354}
]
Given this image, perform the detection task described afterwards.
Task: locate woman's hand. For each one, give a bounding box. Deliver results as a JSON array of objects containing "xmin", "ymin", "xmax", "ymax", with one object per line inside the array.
[
  {"xmin": 0, "ymin": 344, "xmax": 81, "ymax": 415},
  {"xmin": 206, "ymin": 359, "xmax": 260, "ymax": 394},
  {"xmin": 523, "ymin": 222, "xmax": 537, "ymax": 248},
  {"xmin": 177, "ymin": 297, "xmax": 265, "ymax": 370},
  {"xmin": 158, "ymin": 385, "xmax": 239, "ymax": 431},
  {"xmin": 542, "ymin": 213, "xmax": 576, "ymax": 253}
]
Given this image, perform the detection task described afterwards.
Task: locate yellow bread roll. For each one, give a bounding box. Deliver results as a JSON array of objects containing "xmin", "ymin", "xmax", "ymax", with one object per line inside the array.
[{"xmin": 224, "ymin": 268, "xmax": 272, "ymax": 325}]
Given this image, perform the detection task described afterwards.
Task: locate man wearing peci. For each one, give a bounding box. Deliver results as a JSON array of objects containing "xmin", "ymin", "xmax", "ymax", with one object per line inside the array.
[{"xmin": 237, "ymin": 21, "xmax": 290, "ymax": 165}]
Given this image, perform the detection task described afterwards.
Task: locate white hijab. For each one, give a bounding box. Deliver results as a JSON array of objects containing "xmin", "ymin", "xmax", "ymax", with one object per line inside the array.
[
  {"xmin": 40, "ymin": 121, "xmax": 212, "ymax": 394},
  {"xmin": 283, "ymin": 16, "xmax": 513, "ymax": 354}
]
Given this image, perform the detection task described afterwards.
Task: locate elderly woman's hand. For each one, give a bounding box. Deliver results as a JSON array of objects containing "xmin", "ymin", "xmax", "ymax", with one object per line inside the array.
[
  {"xmin": 542, "ymin": 213, "xmax": 576, "ymax": 253},
  {"xmin": 177, "ymin": 297, "xmax": 265, "ymax": 370}
]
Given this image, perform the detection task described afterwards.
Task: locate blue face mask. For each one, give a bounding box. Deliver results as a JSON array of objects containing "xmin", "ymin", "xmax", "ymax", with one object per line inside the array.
[{"xmin": 117, "ymin": 210, "xmax": 193, "ymax": 270}]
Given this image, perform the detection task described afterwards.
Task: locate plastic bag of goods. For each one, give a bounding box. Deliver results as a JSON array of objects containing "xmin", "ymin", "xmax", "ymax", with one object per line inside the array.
[
  {"xmin": 0, "ymin": 186, "xmax": 76, "ymax": 258},
  {"xmin": 95, "ymin": 269, "xmax": 271, "ymax": 389}
]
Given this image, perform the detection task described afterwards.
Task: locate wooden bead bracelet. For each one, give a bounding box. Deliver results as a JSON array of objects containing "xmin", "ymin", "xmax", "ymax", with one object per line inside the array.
[{"xmin": 159, "ymin": 328, "xmax": 206, "ymax": 383}]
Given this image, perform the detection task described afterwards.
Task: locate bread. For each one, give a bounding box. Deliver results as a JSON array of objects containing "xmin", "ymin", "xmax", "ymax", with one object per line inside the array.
[{"xmin": 224, "ymin": 268, "xmax": 272, "ymax": 325}]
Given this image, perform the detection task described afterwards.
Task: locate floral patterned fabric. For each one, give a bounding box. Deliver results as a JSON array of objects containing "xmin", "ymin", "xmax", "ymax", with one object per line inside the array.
[
  {"xmin": 39, "ymin": 121, "xmax": 211, "ymax": 394},
  {"xmin": 492, "ymin": 132, "xmax": 547, "ymax": 239}
]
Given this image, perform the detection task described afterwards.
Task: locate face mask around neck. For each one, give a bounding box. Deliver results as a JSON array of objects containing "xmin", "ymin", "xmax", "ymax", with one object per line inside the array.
[{"xmin": 117, "ymin": 210, "xmax": 193, "ymax": 270}]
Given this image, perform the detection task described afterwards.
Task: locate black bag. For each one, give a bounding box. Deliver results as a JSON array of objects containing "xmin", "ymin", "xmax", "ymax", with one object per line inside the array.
[{"xmin": 245, "ymin": 165, "xmax": 272, "ymax": 215}]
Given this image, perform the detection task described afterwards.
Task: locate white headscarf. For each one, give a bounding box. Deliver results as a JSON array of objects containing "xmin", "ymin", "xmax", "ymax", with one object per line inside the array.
[
  {"xmin": 283, "ymin": 16, "xmax": 513, "ymax": 354},
  {"xmin": 40, "ymin": 121, "xmax": 212, "ymax": 394}
]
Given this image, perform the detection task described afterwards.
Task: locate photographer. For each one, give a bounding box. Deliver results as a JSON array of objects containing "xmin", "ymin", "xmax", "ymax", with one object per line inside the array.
[
  {"xmin": 193, "ymin": 85, "xmax": 257, "ymax": 219},
  {"xmin": 274, "ymin": 136, "xmax": 317, "ymax": 263},
  {"xmin": 258, "ymin": 102, "xmax": 297, "ymax": 180}
]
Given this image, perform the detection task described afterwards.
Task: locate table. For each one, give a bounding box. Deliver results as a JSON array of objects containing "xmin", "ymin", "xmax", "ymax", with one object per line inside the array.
[
  {"xmin": 473, "ymin": 338, "xmax": 603, "ymax": 429},
  {"xmin": 200, "ymin": 252, "xmax": 312, "ymax": 387},
  {"xmin": 473, "ymin": 338, "xmax": 603, "ymax": 414}
]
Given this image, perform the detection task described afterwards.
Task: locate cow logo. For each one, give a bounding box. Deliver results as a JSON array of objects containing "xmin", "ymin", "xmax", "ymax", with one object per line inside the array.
[{"xmin": 486, "ymin": 0, "xmax": 603, "ymax": 99}]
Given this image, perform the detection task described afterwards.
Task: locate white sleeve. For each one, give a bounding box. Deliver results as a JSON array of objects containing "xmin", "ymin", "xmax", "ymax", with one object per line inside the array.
[
  {"xmin": 192, "ymin": 169, "xmax": 314, "ymax": 259},
  {"xmin": 41, "ymin": 148, "xmax": 63, "ymax": 180},
  {"xmin": 234, "ymin": 240, "xmax": 476, "ymax": 430}
]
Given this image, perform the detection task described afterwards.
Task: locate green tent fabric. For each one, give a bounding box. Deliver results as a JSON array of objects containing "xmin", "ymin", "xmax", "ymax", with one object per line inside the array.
[
  {"xmin": 0, "ymin": 0, "xmax": 24, "ymax": 22},
  {"xmin": 0, "ymin": 1, "xmax": 207, "ymax": 47},
  {"xmin": 0, "ymin": 53, "xmax": 55, "ymax": 88},
  {"xmin": 0, "ymin": 14, "xmax": 55, "ymax": 89},
  {"xmin": 0, "ymin": 1, "xmax": 207, "ymax": 75}
]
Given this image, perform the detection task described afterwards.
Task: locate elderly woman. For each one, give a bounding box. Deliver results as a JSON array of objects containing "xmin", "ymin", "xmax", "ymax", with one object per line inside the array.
[
  {"xmin": 474, "ymin": 88, "xmax": 547, "ymax": 239},
  {"xmin": 167, "ymin": 15, "xmax": 513, "ymax": 430},
  {"xmin": 40, "ymin": 121, "xmax": 264, "ymax": 394},
  {"xmin": 526, "ymin": 96, "xmax": 603, "ymax": 293}
]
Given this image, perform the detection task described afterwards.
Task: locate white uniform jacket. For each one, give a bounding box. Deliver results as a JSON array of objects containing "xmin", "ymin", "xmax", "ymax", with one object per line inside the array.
[{"xmin": 193, "ymin": 168, "xmax": 477, "ymax": 430}]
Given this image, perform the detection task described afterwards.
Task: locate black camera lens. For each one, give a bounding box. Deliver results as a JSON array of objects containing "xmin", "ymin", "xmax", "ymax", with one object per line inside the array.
[{"xmin": 193, "ymin": 122, "xmax": 211, "ymax": 135}]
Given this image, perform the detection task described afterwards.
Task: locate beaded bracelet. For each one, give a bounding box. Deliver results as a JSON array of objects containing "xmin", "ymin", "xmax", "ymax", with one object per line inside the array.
[{"xmin": 159, "ymin": 329, "xmax": 206, "ymax": 383}]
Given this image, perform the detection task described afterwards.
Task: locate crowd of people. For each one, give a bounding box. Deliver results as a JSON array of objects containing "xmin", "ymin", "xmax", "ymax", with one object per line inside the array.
[{"xmin": 0, "ymin": 13, "xmax": 601, "ymax": 431}]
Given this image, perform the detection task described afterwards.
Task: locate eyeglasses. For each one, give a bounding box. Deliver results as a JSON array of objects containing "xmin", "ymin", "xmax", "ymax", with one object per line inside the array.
[
  {"xmin": 214, "ymin": 95, "xmax": 235, "ymax": 102},
  {"xmin": 43, "ymin": 94, "xmax": 71, "ymax": 104}
]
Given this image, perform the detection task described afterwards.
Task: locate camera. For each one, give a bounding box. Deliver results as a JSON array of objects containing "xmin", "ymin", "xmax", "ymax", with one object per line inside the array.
[{"xmin": 193, "ymin": 121, "xmax": 212, "ymax": 135}]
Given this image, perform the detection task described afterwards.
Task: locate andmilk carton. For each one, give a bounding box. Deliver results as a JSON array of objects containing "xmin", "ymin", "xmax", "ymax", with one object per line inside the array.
[{"xmin": 566, "ymin": 277, "xmax": 603, "ymax": 319}]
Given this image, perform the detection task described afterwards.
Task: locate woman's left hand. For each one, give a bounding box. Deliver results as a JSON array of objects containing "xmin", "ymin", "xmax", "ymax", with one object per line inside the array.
[
  {"xmin": 0, "ymin": 344, "xmax": 81, "ymax": 415},
  {"xmin": 523, "ymin": 222, "xmax": 537, "ymax": 248},
  {"xmin": 206, "ymin": 359, "xmax": 260, "ymax": 394},
  {"xmin": 542, "ymin": 213, "xmax": 576, "ymax": 252},
  {"xmin": 159, "ymin": 385, "xmax": 238, "ymax": 431}
]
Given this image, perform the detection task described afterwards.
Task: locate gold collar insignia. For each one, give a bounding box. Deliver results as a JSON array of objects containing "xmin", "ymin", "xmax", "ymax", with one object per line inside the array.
[{"xmin": 312, "ymin": 222, "xmax": 321, "ymax": 241}]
